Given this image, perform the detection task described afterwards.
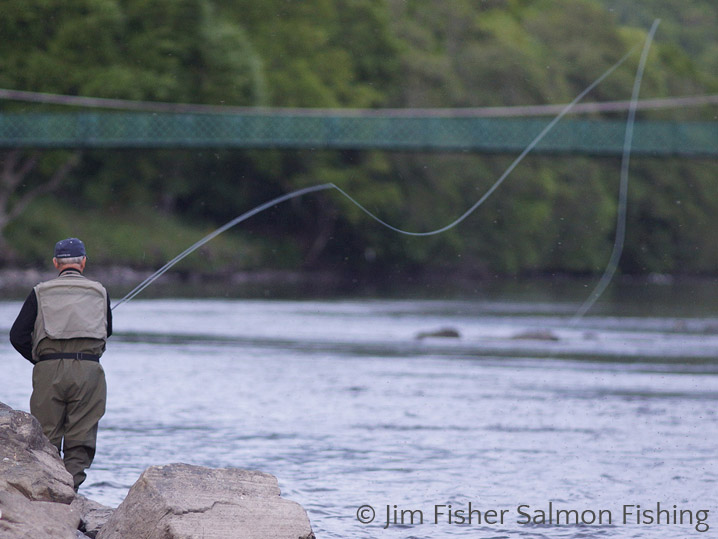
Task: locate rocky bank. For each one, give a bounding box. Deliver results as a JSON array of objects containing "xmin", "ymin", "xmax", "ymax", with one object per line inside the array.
[{"xmin": 0, "ymin": 401, "xmax": 315, "ymax": 538}]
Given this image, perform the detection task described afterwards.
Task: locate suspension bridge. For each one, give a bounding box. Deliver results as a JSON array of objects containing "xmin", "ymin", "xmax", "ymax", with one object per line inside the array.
[{"xmin": 0, "ymin": 110, "xmax": 715, "ymax": 156}]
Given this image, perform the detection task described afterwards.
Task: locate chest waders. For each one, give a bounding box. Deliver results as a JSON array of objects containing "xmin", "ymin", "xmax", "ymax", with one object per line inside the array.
[{"xmin": 30, "ymin": 272, "xmax": 109, "ymax": 491}]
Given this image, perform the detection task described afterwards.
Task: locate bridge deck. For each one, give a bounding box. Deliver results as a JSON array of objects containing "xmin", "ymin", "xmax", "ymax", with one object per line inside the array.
[{"xmin": 0, "ymin": 112, "xmax": 715, "ymax": 156}]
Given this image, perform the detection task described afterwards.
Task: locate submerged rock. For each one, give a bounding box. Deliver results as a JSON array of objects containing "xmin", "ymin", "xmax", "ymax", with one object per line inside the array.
[
  {"xmin": 0, "ymin": 402, "xmax": 81, "ymax": 539},
  {"xmin": 512, "ymin": 329, "xmax": 560, "ymax": 341},
  {"xmin": 97, "ymin": 463, "xmax": 315, "ymax": 539},
  {"xmin": 416, "ymin": 327, "xmax": 461, "ymax": 340}
]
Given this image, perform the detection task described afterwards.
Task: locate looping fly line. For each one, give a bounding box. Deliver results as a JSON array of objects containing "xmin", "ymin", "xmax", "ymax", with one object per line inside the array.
[
  {"xmin": 113, "ymin": 21, "xmax": 660, "ymax": 315},
  {"xmin": 572, "ymin": 19, "xmax": 660, "ymax": 322}
]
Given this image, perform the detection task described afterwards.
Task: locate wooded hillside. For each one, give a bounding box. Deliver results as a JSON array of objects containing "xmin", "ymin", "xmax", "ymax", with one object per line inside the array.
[{"xmin": 1, "ymin": 0, "xmax": 716, "ymax": 280}]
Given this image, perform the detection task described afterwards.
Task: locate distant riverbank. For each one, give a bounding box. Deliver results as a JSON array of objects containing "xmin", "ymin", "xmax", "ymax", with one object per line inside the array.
[
  {"xmin": 2, "ymin": 266, "xmax": 717, "ymax": 312},
  {"xmin": 0, "ymin": 266, "xmax": 353, "ymax": 301}
]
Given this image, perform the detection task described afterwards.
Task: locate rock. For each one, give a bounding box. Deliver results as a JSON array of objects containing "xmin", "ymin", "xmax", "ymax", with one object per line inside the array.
[
  {"xmin": 416, "ymin": 327, "xmax": 461, "ymax": 340},
  {"xmin": 0, "ymin": 402, "xmax": 81, "ymax": 539},
  {"xmin": 0, "ymin": 489, "xmax": 81, "ymax": 539},
  {"xmin": 0, "ymin": 402, "xmax": 76, "ymax": 504},
  {"xmin": 1, "ymin": 402, "xmax": 315, "ymax": 538},
  {"xmin": 72, "ymin": 494, "xmax": 115, "ymax": 538},
  {"xmin": 512, "ymin": 329, "xmax": 560, "ymax": 341},
  {"xmin": 97, "ymin": 463, "xmax": 315, "ymax": 539},
  {"xmin": 702, "ymin": 323, "xmax": 718, "ymax": 334}
]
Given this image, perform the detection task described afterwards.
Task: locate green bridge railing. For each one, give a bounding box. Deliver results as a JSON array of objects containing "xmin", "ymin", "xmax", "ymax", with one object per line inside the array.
[{"xmin": 0, "ymin": 111, "xmax": 715, "ymax": 156}]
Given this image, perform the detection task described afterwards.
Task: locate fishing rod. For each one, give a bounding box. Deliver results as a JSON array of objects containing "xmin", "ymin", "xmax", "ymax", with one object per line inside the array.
[{"xmin": 113, "ymin": 23, "xmax": 659, "ymax": 314}]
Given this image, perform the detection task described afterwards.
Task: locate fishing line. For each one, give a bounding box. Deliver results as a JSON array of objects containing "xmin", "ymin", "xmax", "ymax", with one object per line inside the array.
[
  {"xmin": 332, "ymin": 48, "xmax": 638, "ymax": 237},
  {"xmin": 113, "ymin": 37, "xmax": 645, "ymax": 310},
  {"xmin": 572, "ymin": 19, "xmax": 661, "ymax": 322},
  {"xmin": 112, "ymin": 183, "xmax": 335, "ymax": 308}
]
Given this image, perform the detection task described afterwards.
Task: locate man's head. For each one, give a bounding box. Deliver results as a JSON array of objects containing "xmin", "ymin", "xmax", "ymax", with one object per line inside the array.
[{"xmin": 53, "ymin": 238, "xmax": 87, "ymax": 271}]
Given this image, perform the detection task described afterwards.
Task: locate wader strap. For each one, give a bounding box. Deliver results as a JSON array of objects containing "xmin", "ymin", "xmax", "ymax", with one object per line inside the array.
[{"xmin": 37, "ymin": 353, "xmax": 100, "ymax": 362}]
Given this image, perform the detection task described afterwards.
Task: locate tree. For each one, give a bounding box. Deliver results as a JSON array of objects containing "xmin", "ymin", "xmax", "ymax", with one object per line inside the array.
[
  {"xmin": 0, "ymin": 151, "xmax": 80, "ymax": 257},
  {"xmin": 0, "ymin": 0, "xmax": 265, "ymax": 256},
  {"xmin": 1, "ymin": 0, "xmax": 716, "ymax": 276}
]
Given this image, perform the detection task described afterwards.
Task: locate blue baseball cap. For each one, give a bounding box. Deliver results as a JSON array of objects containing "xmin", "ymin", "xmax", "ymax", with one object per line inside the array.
[{"xmin": 54, "ymin": 238, "xmax": 86, "ymax": 259}]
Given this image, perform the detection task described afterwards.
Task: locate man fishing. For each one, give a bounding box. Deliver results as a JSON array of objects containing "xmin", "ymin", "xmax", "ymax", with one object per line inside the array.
[{"xmin": 9, "ymin": 238, "xmax": 112, "ymax": 491}]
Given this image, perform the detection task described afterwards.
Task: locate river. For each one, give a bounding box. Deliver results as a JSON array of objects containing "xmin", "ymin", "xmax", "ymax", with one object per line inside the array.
[{"xmin": 1, "ymin": 282, "xmax": 716, "ymax": 538}]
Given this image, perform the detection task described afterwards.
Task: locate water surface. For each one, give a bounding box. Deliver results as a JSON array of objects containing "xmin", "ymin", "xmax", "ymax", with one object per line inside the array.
[{"xmin": 1, "ymin": 292, "xmax": 716, "ymax": 538}]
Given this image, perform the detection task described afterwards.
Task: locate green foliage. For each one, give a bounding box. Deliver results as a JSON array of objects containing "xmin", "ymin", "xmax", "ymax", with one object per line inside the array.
[
  {"xmin": 5, "ymin": 197, "xmax": 262, "ymax": 271},
  {"xmin": 0, "ymin": 0, "xmax": 716, "ymax": 279},
  {"xmin": 221, "ymin": 0, "xmax": 400, "ymax": 107},
  {"xmin": 0, "ymin": 0, "xmax": 263, "ymax": 105}
]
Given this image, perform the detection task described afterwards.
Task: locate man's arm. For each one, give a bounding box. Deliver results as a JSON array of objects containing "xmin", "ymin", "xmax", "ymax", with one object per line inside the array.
[
  {"xmin": 10, "ymin": 290, "xmax": 37, "ymax": 363},
  {"xmin": 106, "ymin": 294, "xmax": 113, "ymax": 337}
]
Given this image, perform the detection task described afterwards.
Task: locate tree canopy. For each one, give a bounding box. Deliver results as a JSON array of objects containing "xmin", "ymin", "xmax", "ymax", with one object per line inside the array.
[{"xmin": 1, "ymin": 0, "xmax": 716, "ymax": 280}]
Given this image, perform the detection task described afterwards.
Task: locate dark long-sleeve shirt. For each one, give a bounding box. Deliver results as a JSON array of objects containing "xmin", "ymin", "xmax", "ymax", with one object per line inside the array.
[{"xmin": 10, "ymin": 271, "xmax": 113, "ymax": 362}]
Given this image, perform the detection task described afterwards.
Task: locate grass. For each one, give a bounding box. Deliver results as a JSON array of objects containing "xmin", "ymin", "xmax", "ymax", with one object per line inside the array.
[{"xmin": 3, "ymin": 198, "xmax": 270, "ymax": 273}]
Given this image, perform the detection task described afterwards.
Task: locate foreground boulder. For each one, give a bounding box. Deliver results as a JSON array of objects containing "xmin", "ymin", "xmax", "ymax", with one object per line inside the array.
[
  {"xmin": 0, "ymin": 400, "xmax": 314, "ymax": 538},
  {"xmin": 0, "ymin": 402, "xmax": 81, "ymax": 538},
  {"xmin": 97, "ymin": 463, "xmax": 315, "ymax": 539}
]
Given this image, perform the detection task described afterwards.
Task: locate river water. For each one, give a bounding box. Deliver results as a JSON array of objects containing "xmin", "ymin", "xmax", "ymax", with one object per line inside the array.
[{"xmin": 1, "ymin": 283, "xmax": 717, "ymax": 538}]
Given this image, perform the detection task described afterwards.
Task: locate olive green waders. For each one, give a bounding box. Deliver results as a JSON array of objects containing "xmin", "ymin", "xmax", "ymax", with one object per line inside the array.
[{"xmin": 30, "ymin": 358, "xmax": 107, "ymax": 490}]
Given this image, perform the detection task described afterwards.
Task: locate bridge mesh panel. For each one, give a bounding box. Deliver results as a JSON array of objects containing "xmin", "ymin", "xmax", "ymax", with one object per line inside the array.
[{"xmin": 0, "ymin": 112, "xmax": 715, "ymax": 156}]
